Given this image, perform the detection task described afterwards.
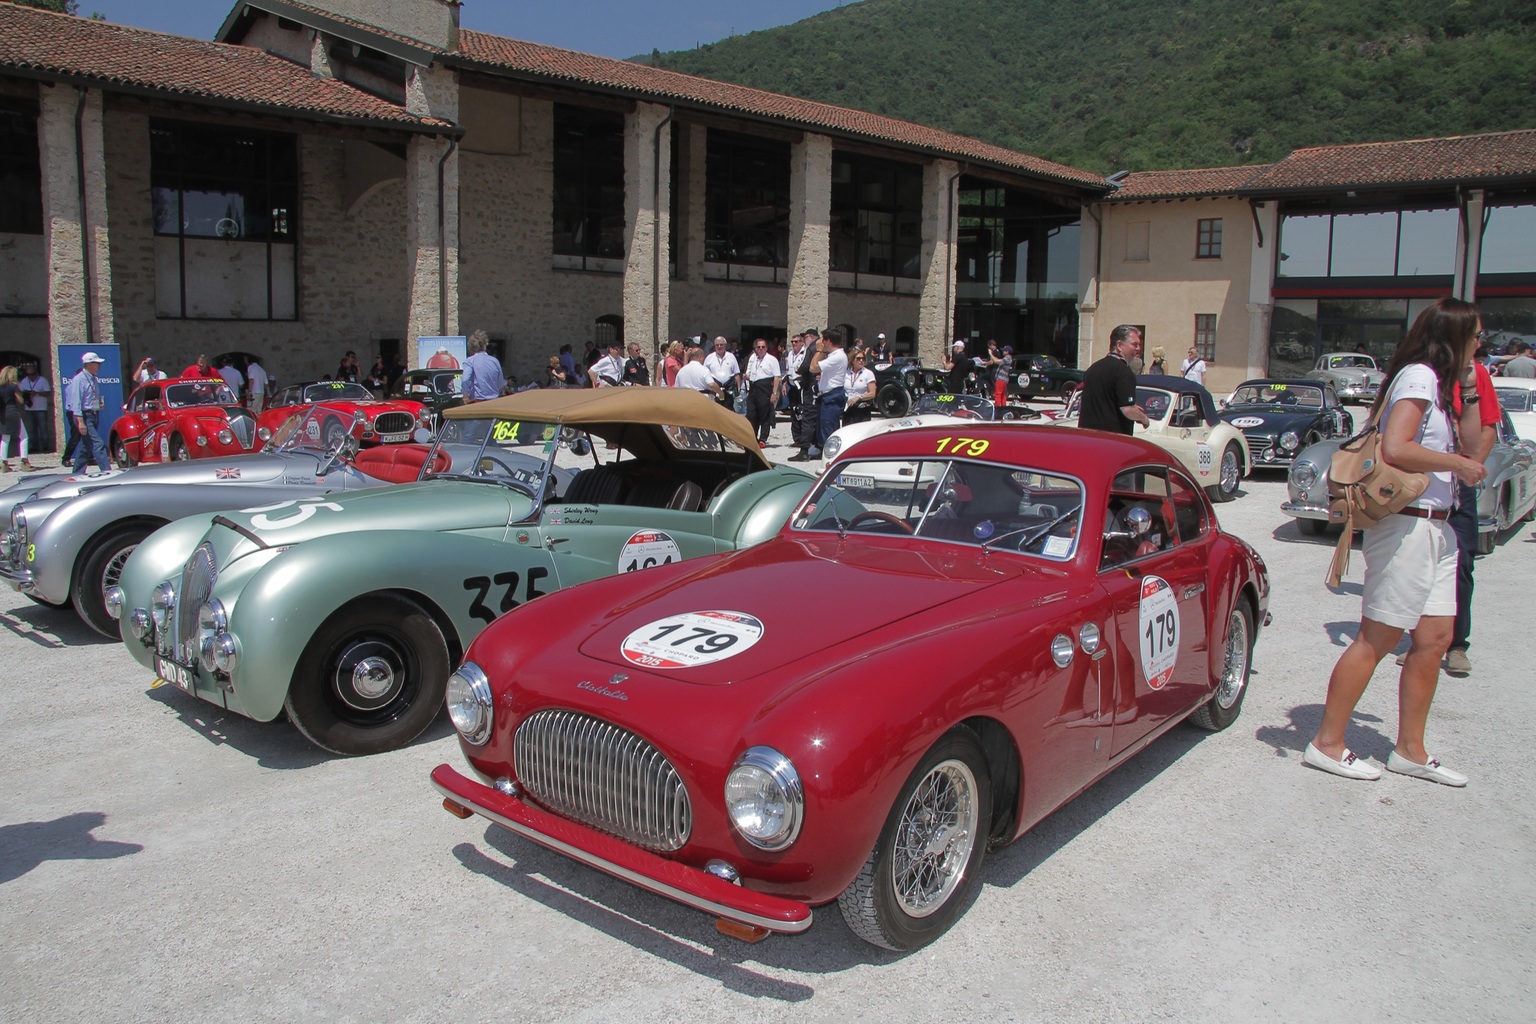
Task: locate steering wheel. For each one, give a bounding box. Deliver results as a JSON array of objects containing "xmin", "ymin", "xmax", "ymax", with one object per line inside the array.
[
  {"xmin": 848, "ymin": 510, "xmax": 916, "ymax": 534},
  {"xmin": 317, "ymin": 428, "xmax": 358, "ymax": 474},
  {"xmin": 477, "ymin": 455, "xmax": 539, "ymax": 498}
]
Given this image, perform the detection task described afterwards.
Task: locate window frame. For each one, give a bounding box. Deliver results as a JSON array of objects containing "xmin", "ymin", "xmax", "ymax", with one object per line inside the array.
[
  {"xmin": 1194, "ymin": 313, "xmax": 1217, "ymax": 361},
  {"xmin": 1196, "ymin": 218, "xmax": 1223, "ymax": 259},
  {"xmin": 551, "ymin": 104, "xmax": 627, "ymax": 272}
]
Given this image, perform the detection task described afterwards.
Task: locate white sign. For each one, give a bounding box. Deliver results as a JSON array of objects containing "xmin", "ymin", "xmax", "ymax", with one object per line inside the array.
[
  {"xmin": 621, "ymin": 610, "xmax": 764, "ymax": 669},
  {"xmin": 619, "ymin": 530, "xmax": 681, "ymax": 574},
  {"xmin": 1138, "ymin": 575, "xmax": 1179, "ymax": 690},
  {"xmin": 1230, "ymin": 416, "xmax": 1264, "ymax": 428}
]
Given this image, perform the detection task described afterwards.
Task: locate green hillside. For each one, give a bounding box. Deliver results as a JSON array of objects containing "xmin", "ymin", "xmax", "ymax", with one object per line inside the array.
[{"xmin": 645, "ymin": 0, "xmax": 1536, "ymax": 173}]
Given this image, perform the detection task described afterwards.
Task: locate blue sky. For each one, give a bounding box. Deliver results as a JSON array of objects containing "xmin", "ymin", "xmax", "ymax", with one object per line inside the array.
[{"xmin": 85, "ymin": 1, "xmax": 855, "ymax": 59}]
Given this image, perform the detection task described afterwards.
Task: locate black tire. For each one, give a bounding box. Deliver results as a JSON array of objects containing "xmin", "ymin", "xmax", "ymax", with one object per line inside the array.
[
  {"xmin": 72, "ymin": 523, "xmax": 154, "ymax": 638},
  {"xmin": 1190, "ymin": 603, "xmax": 1253, "ymax": 732},
  {"xmin": 837, "ymin": 728, "xmax": 992, "ymax": 951},
  {"xmin": 1208, "ymin": 442, "xmax": 1242, "ymax": 503},
  {"xmin": 285, "ymin": 594, "xmax": 451, "ymax": 756},
  {"xmin": 1476, "ymin": 500, "xmax": 1498, "ymax": 556},
  {"xmin": 1058, "ymin": 381, "xmax": 1077, "ymax": 403},
  {"xmin": 111, "ymin": 435, "xmax": 137, "ymax": 469},
  {"xmin": 876, "ymin": 383, "xmax": 911, "ymax": 419},
  {"xmin": 321, "ymin": 416, "xmax": 348, "ymax": 449},
  {"xmin": 1298, "ymin": 517, "xmax": 1328, "ymax": 537},
  {"xmin": 168, "ymin": 434, "xmax": 190, "ymax": 461}
]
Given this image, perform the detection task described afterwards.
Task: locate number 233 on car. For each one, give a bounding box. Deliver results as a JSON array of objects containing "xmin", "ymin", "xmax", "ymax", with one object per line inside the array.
[{"xmin": 432, "ymin": 425, "xmax": 1270, "ymax": 950}]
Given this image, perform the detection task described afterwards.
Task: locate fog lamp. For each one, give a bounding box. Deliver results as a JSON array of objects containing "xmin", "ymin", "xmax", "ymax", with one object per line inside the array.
[{"xmin": 104, "ymin": 586, "xmax": 124, "ymax": 621}]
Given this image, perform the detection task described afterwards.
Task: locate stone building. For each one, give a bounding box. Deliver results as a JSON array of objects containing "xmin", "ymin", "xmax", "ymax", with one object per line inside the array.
[{"xmin": 0, "ymin": 0, "xmax": 1106, "ymax": 416}]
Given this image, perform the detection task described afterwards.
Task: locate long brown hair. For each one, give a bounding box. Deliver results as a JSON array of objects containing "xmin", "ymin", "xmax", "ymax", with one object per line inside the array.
[{"xmin": 1369, "ymin": 297, "xmax": 1479, "ymax": 421}]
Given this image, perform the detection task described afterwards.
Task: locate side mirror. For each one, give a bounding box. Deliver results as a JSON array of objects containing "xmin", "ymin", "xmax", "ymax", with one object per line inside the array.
[
  {"xmin": 1104, "ymin": 505, "xmax": 1153, "ymax": 542},
  {"xmin": 567, "ymin": 437, "xmax": 593, "ymax": 458}
]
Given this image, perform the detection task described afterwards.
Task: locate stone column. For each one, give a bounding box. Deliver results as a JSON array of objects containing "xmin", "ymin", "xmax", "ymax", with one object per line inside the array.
[
  {"xmin": 917, "ymin": 159, "xmax": 959, "ymax": 365},
  {"xmin": 787, "ymin": 134, "xmax": 831, "ymax": 335},
  {"xmin": 38, "ymin": 85, "xmax": 116, "ymax": 442},
  {"xmin": 404, "ymin": 66, "xmax": 460, "ymax": 352},
  {"xmin": 1455, "ymin": 189, "xmax": 1485, "ymax": 301},
  {"xmin": 622, "ymin": 103, "xmax": 672, "ymax": 363},
  {"xmin": 1076, "ymin": 204, "xmax": 1102, "ymax": 368},
  {"xmin": 1247, "ymin": 201, "xmax": 1280, "ymax": 375}
]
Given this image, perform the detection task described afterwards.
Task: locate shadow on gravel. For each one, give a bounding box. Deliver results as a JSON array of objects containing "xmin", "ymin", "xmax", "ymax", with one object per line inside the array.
[
  {"xmin": 0, "ymin": 811, "xmax": 142, "ymax": 884},
  {"xmin": 0, "ymin": 602, "xmax": 115, "ymax": 649},
  {"xmin": 1255, "ymin": 703, "xmax": 1393, "ymax": 764},
  {"xmin": 455, "ymin": 839, "xmax": 836, "ymax": 994},
  {"xmin": 141, "ymin": 684, "xmax": 456, "ymax": 769}
]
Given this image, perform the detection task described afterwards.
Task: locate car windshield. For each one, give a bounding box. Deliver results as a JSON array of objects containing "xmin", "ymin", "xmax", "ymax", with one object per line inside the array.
[
  {"xmin": 1031, "ymin": 355, "xmax": 1063, "ymax": 369},
  {"xmin": 423, "ymin": 415, "xmax": 562, "ymax": 493},
  {"xmin": 1229, "ymin": 383, "xmax": 1323, "ymax": 408},
  {"xmin": 268, "ymin": 405, "xmax": 361, "ymax": 452},
  {"xmin": 1328, "ymin": 355, "xmax": 1376, "ymax": 369},
  {"xmin": 165, "ymin": 381, "xmax": 238, "ymax": 408},
  {"xmin": 301, "ymin": 382, "xmax": 373, "ymax": 403},
  {"xmin": 399, "ymin": 372, "xmax": 461, "ymax": 396},
  {"xmin": 792, "ymin": 458, "xmax": 1083, "ymax": 560},
  {"xmin": 1496, "ymin": 388, "xmax": 1531, "ymax": 413},
  {"xmin": 914, "ymin": 393, "xmax": 993, "ymax": 418}
]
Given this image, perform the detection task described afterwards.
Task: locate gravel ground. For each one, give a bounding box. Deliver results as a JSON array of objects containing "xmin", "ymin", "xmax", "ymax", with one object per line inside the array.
[{"xmin": 1, "ymin": 422, "xmax": 1532, "ymax": 1023}]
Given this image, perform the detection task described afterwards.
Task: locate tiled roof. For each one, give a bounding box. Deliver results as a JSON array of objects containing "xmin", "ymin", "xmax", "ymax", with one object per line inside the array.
[
  {"xmin": 1241, "ymin": 129, "xmax": 1536, "ymax": 193},
  {"xmin": 451, "ymin": 31, "xmax": 1107, "ymax": 190},
  {"xmin": 0, "ymin": 2, "xmax": 451, "ymax": 132},
  {"xmin": 1107, "ymin": 165, "xmax": 1268, "ymax": 201}
]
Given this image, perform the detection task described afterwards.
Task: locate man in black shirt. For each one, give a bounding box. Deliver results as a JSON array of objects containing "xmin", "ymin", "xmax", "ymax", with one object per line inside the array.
[{"xmin": 1079, "ymin": 325, "xmax": 1151, "ymax": 435}]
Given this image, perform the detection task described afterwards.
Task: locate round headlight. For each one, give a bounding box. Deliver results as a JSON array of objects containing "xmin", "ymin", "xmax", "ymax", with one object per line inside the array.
[
  {"xmin": 212, "ymin": 634, "xmax": 238, "ymax": 673},
  {"xmin": 195, "ymin": 435, "xmax": 210, "ymax": 447},
  {"xmin": 11, "ymin": 506, "xmax": 27, "ymax": 549},
  {"xmin": 445, "ymin": 661, "xmax": 494, "ymax": 745},
  {"xmin": 198, "ymin": 599, "xmax": 227, "ymax": 636},
  {"xmin": 104, "ymin": 586, "xmax": 124, "ymax": 621},
  {"xmin": 217, "ymin": 429, "xmax": 234, "ymax": 446},
  {"xmin": 1290, "ymin": 462, "xmax": 1318, "ymax": 490},
  {"xmin": 823, "ymin": 435, "xmax": 843, "ymax": 461},
  {"xmin": 1280, "ymin": 431, "xmax": 1300, "ymax": 451},
  {"xmin": 128, "ymin": 608, "xmax": 151, "ymax": 641},
  {"xmin": 151, "ymin": 582, "xmax": 176, "ymax": 631},
  {"xmin": 725, "ymin": 746, "xmax": 803, "ymax": 851},
  {"xmin": 257, "ymin": 427, "xmax": 272, "ymax": 442}
]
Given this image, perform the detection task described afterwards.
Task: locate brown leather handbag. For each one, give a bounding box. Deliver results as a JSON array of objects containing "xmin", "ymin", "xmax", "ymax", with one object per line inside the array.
[{"xmin": 1325, "ymin": 424, "xmax": 1429, "ymax": 586}]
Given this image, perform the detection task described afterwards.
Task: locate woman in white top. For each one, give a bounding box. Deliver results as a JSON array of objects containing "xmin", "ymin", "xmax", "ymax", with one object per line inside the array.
[
  {"xmin": 843, "ymin": 350, "xmax": 877, "ymax": 425},
  {"xmin": 1305, "ymin": 298, "xmax": 1488, "ymax": 786}
]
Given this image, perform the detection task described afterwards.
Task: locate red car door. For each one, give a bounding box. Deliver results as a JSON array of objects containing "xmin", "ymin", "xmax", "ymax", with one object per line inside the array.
[{"xmin": 1098, "ymin": 467, "xmax": 1211, "ymax": 759}]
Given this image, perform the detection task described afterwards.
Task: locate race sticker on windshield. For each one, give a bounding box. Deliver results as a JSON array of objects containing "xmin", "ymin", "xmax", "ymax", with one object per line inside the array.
[
  {"xmin": 1138, "ymin": 575, "xmax": 1179, "ymax": 690},
  {"xmin": 619, "ymin": 530, "xmax": 680, "ymax": 573},
  {"xmin": 1230, "ymin": 416, "xmax": 1264, "ymax": 428},
  {"xmin": 621, "ymin": 610, "xmax": 764, "ymax": 669}
]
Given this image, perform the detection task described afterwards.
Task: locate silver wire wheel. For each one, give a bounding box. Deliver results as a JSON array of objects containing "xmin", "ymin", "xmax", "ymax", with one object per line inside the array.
[
  {"xmin": 890, "ymin": 758, "xmax": 981, "ymax": 917},
  {"xmin": 1191, "ymin": 603, "xmax": 1252, "ymax": 732},
  {"xmin": 1210, "ymin": 442, "xmax": 1242, "ymax": 502}
]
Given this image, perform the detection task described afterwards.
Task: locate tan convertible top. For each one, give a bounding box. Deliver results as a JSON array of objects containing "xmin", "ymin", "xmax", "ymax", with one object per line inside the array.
[{"xmin": 442, "ymin": 387, "xmax": 770, "ymax": 466}]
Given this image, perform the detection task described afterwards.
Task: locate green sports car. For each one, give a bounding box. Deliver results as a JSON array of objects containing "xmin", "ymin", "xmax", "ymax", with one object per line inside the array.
[{"xmin": 113, "ymin": 389, "xmax": 815, "ymax": 756}]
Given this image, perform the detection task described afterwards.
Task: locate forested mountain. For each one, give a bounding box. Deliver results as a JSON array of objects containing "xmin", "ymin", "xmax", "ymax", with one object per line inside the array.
[{"xmin": 644, "ymin": 0, "xmax": 1535, "ymax": 173}]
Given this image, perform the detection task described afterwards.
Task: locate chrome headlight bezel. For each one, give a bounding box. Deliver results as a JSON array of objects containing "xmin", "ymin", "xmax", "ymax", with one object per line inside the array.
[
  {"xmin": 10, "ymin": 506, "xmax": 27, "ymax": 552},
  {"xmin": 104, "ymin": 586, "xmax": 124, "ymax": 621},
  {"xmin": 445, "ymin": 661, "xmax": 494, "ymax": 745},
  {"xmin": 1279, "ymin": 431, "xmax": 1300, "ymax": 451},
  {"xmin": 257, "ymin": 426, "xmax": 272, "ymax": 443},
  {"xmin": 725, "ymin": 746, "xmax": 804, "ymax": 851},
  {"xmin": 823, "ymin": 435, "xmax": 843, "ymax": 461},
  {"xmin": 1290, "ymin": 461, "xmax": 1319, "ymax": 491},
  {"xmin": 150, "ymin": 581, "xmax": 176, "ymax": 632},
  {"xmin": 216, "ymin": 429, "xmax": 234, "ymax": 446}
]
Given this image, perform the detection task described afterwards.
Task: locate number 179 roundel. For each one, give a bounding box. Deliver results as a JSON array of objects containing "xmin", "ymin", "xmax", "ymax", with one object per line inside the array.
[{"xmin": 621, "ymin": 610, "xmax": 764, "ymax": 668}]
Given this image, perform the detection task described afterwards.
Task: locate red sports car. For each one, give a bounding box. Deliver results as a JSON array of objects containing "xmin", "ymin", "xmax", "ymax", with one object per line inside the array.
[
  {"xmin": 109, "ymin": 378, "xmax": 261, "ymax": 465},
  {"xmin": 433, "ymin": 425, "xmax": 1270, "ymax": 950},
  {"xmin": 256, "ymin": 381, "xmax": 429, "ymax": 448}
]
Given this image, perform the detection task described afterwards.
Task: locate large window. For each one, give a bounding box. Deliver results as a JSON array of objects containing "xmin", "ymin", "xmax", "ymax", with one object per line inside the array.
[
  {"xmin": 552, "ymin": 104, "xmax": 625, "ymax": 271},
  {"xmin": 0, "ymin": 101, "xmax": 42, "ymax": 236},
  {"xmin": 1277, "ymin": 207, "xmax": 1457, "ymax": 279},
  {"xmin": 150, "ymin": 119, "xmax": 298, "ymax": 319},
  {"xmin": 830, "ymin": 153, "xmax": 923, "ymax": 286},
  {"xmin": 1194, "ymin": 314, "xmax": 1217, "ymax": 359},
  {"xmin": 1481, "ymin": 203, "xmax": 1536, "ymax": 276},
  {"xmin": 704, "ymin": 130, "xmax": 789, "ymax": 281},
  {"xmin": 1196, "ymin": 218, "xmax": 1222, "ymax": 259}
]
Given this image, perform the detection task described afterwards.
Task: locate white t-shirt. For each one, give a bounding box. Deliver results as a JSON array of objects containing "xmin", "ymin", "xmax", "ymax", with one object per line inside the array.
[
  {"xmin": 675, "ymin": 361, "xmax": 714, "ymax": 392},
  {"xmin": 218, "ymin": 365, "xmax": 244, "ymax": 392},
  {"xmin": 745, "ymin": 353, "xmax": 781, "ymax": 382},
  {"xmin": 1379, "ymin": 362, "xmax": 1454, "ymax": 509},
  {"xmin": 246, "ymin": 362, "xmax": 269, "ymax": 396},
  {"xmin": 704, "ymin": 350, "xmax": 740, "ymax": 386},
  {"xmin": 591, "ymin": 353, "xmax": 624, "ymax": 385},
  {"xmin": 846, "ymin": 366, "xmax": 876, "ymax": 401},
  {"xmin": 1181, "ymin": 357, "xmax": 1207, "ymax": 385},
  {"xmin": 818, "ymin": 348, "xmax": 849, "ymax": 393}
]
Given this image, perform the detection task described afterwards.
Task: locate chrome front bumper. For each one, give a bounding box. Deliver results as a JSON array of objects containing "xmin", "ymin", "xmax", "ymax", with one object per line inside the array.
[
  {"xmin": 1281, "ymin": 500, "xmax": 1330, "ymax": 521},
  {"xmin": 0, "ymin": 560, "xmax": 35, "ymax": 592}
]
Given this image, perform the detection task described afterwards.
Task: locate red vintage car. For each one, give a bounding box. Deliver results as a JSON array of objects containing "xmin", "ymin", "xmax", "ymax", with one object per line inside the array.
[
  {"xmin": 256, "ymin": 380, "xmax": 429, "ymax": 448},
  {"xmin": 432, "ymin": 425, "xmax": 1270, "ymax": 950},
  {"xmin": 109, "ymin": 378, "xmax": 261, "ymax": 465}
]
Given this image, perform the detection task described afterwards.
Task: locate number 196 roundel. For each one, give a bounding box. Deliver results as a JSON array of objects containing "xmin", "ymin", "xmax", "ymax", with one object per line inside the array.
[{"xmin": 621, "ymin": 610, "xmax": 764, "ymax": 668}]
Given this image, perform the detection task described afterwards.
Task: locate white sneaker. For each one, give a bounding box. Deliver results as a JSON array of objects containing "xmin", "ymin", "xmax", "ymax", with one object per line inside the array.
[
  {"xmin": 1303, "ymin": 742, "xmax": 1382, "ymax": 780},
  {"xmin": 1386, "ymin": 750, "xmax": 1468, "ymax": 787}
]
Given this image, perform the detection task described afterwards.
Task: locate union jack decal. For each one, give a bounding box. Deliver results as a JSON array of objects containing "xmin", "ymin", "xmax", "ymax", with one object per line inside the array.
[{"xmin": 215, "ymin": 468, "xmax": 241, "ymax": 480}]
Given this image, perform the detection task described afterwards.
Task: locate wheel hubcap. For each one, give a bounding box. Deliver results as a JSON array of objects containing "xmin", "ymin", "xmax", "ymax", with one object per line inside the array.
[
  {"xmin": 332, "ymin": 640, "xmax": 406, "ymax": 712},
  {"xmin": 1220, "ymin": 449, "xmax": 1239, "ymax": 492},
  {"xmin": 1216, "ymin": 610, "xmax": 1248, "ymax": 709},
  {"xmin": 890, "ymin": 759, "xmax": 979, "ymax": 918},
  {"xmin": 103, "ymin": 544, "xmax": 137, "ymax": 592}
]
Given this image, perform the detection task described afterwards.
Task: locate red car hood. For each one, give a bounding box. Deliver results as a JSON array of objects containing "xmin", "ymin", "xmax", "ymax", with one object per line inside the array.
[{"xmin": 571, "ymin": 535, "xmax": 1041, "ymax": 688}]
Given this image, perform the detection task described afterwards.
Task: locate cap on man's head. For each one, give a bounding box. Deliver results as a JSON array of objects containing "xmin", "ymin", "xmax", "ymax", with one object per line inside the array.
[
  {"xmin": 1003, "ymin": 345, "xmax": 1014, "ymax": 353},
  {"xmin": 81, "ymin": 351, "xmax": 104, "ymax": 365},
  {"xmin": 877, "ymin": 333, "xmax": 886, "ymax": 339},
  {"xmin": 953, "ymin": 340, "xmax": 967, "ymax": 350}
]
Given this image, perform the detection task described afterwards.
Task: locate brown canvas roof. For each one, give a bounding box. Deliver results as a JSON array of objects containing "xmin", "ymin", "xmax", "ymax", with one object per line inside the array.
[
  {"xmin": 0, "ymin": 2, "xmax": 452, "ymax": 133},
  {"xmin": 443, "ymin": 387, "xmax": 770, "ymax": 466},
  {"xmin": 1107, "ymin": 165, "xmax": 1269, "ymax": 201},
  {"xmin": 1240, "ymin": 129, "xmax": 1536, "ymax": 194}
]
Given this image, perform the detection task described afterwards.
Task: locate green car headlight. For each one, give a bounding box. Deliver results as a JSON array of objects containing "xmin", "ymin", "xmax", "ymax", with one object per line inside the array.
[
  {"xmin": 725, "ymin": 746, "xmax": 804, "ymax": 851},
  {"xmin": 445, "ymin": 661, "xmax": 494, "ymax": 745}
]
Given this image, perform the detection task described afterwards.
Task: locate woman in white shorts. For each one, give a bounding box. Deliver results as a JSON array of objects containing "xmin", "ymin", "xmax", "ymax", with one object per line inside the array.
[{"xmin": 1305, "ymin": 298, "xmax": 1488, "ymax": 786}]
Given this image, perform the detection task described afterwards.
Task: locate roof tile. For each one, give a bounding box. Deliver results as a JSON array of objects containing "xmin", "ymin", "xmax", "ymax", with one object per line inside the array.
[
  {"xmin": 0, "ymin": 2, "xmax": 449, "ymax": 131},
  {"xmin": 1242, "ymin": 129, "xmax": 1536, "ymax": 192},
  {"xmin": 1107, "ymin": 165, "xmax": 1268, "ymax": 201}
]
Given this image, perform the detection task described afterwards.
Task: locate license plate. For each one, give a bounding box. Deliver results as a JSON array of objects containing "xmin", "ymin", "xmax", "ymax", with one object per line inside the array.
[
  {"xmin": 155, "ymin": 657, "xmax": 193, "ymax": 690},
  {"xmin": 381, "ymin": 432, "xmax": 410, "ymax": 443},
  {"xmin": 839, "ymin": 475, "xmax": 876, "ymax": 489}
]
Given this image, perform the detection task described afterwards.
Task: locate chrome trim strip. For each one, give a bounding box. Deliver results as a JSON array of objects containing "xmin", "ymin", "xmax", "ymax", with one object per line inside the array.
[{"xmin": 432, "ymin": 776, "xmax": 812, "ymax": 934}]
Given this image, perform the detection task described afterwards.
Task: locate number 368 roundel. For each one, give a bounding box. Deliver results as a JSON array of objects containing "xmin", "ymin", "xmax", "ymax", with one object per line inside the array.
[{"xmin": 434, "ymin": 423, "xmax": 1270, "ymax": 951}]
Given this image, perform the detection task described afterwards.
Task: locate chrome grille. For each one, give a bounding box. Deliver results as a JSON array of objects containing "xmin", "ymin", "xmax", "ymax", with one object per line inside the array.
[
  {"xmin": 514, "ymin": 709, "xmax": 692, "ymax": 852},
  {"xmin": 174, "ymin": 543, "xmax": 217, "ymax": 664},
  {"xmin": 1244, "ymin": 434, "xmax": 1275, "ymax": 462},
  {"xmin": 373, "ymin": 411, "xmax": 414, "ymax": 435},
  {"xmin": 227, "ymin": 411, "xmax": 256, "ymax": 449}
]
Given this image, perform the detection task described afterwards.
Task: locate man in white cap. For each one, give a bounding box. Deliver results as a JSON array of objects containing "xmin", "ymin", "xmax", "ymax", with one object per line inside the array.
[
  {"xmin": 66, "ymin": 351, "xmax": 110, "ymax": 473},
  {"xmin": 872, "ymin": 333, "xmax": 892, "ymax": 364},
  {"xmin": 944, "ymin": 339, "xmax": 974, "ymax": 395}
]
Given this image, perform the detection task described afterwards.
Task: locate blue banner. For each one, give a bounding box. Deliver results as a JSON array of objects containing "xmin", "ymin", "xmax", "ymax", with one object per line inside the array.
[{"xmin": 59, "ymin": 344, "xmax": 124, "ymax": 420}]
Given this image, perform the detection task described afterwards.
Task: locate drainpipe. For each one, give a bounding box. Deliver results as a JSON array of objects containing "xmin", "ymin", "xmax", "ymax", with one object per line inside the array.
[
  {"xmin": 943, "ymin": 161, "xmax": 968, "ymax": 350},
  {"xmin": 74, "ymin": 86, "xmax": 95, "ymax": 347},
  {"xmin": 652, "ymin": 105, "xmax": 675, "ymax": 365},
  {"xmin": 437, "ymin": 135, "xmax": 459, "ymax": 334}
]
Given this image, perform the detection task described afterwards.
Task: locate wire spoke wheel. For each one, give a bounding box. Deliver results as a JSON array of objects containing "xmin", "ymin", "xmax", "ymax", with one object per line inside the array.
[{"xmin": 890, "ymin": 759, "xmax": 980, "ymax": 917}]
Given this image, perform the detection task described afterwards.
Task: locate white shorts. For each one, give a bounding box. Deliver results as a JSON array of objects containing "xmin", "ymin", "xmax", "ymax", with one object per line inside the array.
[{"xmin": 1360, "ymin": 513, "xmax": 1457, "ymax": 630}]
